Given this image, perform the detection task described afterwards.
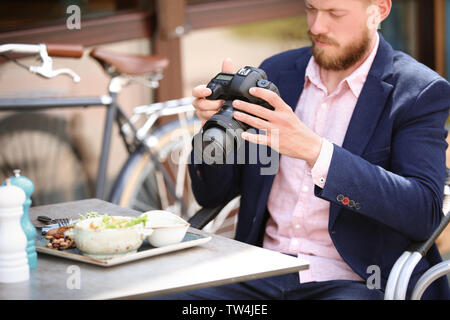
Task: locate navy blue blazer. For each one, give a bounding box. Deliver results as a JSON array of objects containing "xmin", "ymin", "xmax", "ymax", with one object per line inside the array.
[{"xmin": 189, "ymin": 34, "xmax": 450, "ymax": 299}]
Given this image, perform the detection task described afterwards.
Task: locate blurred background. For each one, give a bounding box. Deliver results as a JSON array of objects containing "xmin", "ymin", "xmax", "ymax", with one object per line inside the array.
[{"xmin": 0, "ymin": 0, "xmax": 449, "ymax": 258}]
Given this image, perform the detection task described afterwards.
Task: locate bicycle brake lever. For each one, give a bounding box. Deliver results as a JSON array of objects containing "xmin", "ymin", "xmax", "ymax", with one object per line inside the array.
[
  {"xmin": 28, "ymin": 44, "xmax": 81, "ymax": 83},
  {"xmin": 49, "ymin": 68, "xmax": 81, "ymax": 83},
  {"xmin": 30, "ymin": 65, "xmax": 81, "ymax": 83}
]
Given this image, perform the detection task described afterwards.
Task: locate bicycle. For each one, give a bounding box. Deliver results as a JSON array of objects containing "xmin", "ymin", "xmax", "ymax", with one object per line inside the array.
[{"xmin": 0, "ymin": 43, "xmax": 239, "ymax": 238}]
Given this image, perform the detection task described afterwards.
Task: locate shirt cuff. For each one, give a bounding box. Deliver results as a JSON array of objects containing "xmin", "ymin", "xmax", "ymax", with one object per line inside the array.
[{"xmin": 311, "ymin": 139, "xmax": 334, "ymax": 188}]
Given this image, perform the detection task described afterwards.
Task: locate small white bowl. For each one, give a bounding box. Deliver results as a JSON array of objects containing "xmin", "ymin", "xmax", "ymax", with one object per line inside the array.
[{"xmin": 142, "ymin": 210, "xmax": 190, "ymax": 247}]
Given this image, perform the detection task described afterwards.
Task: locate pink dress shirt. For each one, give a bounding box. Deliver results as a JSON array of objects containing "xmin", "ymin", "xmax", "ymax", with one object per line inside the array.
[{"xmin": 263, "ymin": 34, "xmax": 380, "ymax": 283}]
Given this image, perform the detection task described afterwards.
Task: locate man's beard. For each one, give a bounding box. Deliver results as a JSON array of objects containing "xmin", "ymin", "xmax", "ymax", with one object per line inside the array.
[{"xmin": 308, "ymin": 30, "xmax": 371, "ymax": 71}]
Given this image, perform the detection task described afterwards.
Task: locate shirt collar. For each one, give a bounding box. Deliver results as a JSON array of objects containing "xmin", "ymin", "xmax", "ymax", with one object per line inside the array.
[{"xmin": 304, "ymin": 32, "xmax": 380, "ymax": 98}]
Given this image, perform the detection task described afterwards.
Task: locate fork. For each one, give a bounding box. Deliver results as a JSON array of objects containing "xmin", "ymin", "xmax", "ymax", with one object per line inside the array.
[
  {"xmin": 57, "ymin": 218, "xmax": 71, "ymax": 227},
  {"xmin": 37, "ymin": 216, "xmax": 72, "ymax": 227}
]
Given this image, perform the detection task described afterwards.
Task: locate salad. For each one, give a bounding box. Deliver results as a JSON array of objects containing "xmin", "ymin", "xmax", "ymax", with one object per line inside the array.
[{"xmin": 78, "ymin": 211, "xmax": 148, "ymax": 230}]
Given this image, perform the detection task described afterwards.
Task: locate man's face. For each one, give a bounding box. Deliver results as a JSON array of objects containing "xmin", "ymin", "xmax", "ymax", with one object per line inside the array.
[{"xmin": 305, "ymin": 0, "xmax": 377, "ymax": 71}]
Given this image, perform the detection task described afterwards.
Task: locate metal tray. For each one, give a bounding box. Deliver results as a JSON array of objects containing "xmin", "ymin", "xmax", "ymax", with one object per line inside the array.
[{"xmin": 35, "ymin": 230, "xmax": 211, "ymax": 267}]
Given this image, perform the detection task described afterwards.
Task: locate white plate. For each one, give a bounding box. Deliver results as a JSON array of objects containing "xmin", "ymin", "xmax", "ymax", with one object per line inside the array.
[{"xmin": 36, "ymin": 230, "xmax": 211, "ymax": 267}]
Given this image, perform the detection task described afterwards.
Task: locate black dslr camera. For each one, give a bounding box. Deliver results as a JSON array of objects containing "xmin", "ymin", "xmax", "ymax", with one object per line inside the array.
[{"xmin": 193, "ymin": 66, "xmax": 280, "ymax": 165}]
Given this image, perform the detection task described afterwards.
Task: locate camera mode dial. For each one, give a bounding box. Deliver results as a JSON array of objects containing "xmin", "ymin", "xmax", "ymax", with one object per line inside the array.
[{"xmin": 256, "ymin": 79, "xmax": 270, "ymax": 89}]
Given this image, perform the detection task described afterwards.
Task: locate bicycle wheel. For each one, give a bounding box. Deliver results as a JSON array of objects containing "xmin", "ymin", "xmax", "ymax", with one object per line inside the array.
[
  {"xmin": 0, "ymin": 112, "xmax": 91, "ymax": 206},
  {"xmin": 111, "ymin": 117, "xmax": 240, "ymax": 238}
]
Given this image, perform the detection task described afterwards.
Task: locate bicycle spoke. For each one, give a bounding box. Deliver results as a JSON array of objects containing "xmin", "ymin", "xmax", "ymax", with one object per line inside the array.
[
  {"xmin": 132, "ymin": 197, "xmax": 153, "ymax": 212},
  {"xmin": 155, "ymin": 170, "xmax": 169, "ymax": 209},
  {"xmin": 143, "ymin": 177, "xmax": 159, "ymax": 203}
]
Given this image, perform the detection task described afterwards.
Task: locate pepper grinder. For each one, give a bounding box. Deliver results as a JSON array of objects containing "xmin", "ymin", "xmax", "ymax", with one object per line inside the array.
[
  {"xmin": 8, "ymin": 169, "xmax": 37, "ymax": 269},
  {"xmin": 0, "ymin": 179, "xmax": 29, "ymax": 283}
]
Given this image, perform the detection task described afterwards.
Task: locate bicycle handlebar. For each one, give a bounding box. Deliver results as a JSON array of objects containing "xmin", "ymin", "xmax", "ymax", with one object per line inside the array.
[
  {"xmin": 45, "ymin": 44, "xmax": 84, "ymax": 58},
  {"xmin": 0, "ymin": 43, "xmax": 83, "ymax": 58},
  {"xmin": 0, "ymin": 43, "xmax": 82, "ymax": 82},
  {"xmin": 0, "ymin": 43, "xmax": 41, "ymax": 55}
]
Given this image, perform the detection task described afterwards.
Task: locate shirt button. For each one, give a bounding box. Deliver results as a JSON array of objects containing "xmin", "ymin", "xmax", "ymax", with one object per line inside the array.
[
  {"xmin": 302, "ymin": 185, "xmax": 309, "ymax": 192},
  {"xmin": 294, "ymin": 224, "xmax": 301, "ymax": 229},
  {"xmin": 321, "ymin": 103, "xmax": 327, "ymax": 109},
  {"xmin": 319, "ymin": 177, "xmax": 325, "ymax": 184}
]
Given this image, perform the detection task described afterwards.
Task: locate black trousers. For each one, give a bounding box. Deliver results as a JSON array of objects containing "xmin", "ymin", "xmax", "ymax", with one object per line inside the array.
[{"xmin": 151, "ymin": 272, "xmax": 384, "ymax": 300}]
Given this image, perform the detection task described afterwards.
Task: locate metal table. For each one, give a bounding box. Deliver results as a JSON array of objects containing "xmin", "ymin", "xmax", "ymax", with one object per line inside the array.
[{"xmin": 0, "ymin": 199, "xmax": 309, "ymax": 300}]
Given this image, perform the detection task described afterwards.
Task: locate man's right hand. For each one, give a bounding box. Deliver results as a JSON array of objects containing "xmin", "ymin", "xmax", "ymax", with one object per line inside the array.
[{"xmin": 192, "ymin": 58, "xmax": 234, "ymax": 125}]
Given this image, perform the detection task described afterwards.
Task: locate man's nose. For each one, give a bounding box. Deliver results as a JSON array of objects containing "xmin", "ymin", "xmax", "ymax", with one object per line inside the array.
[{"xmin": 309, "ymin": 12, "xmax": 329, "ymax": 35}]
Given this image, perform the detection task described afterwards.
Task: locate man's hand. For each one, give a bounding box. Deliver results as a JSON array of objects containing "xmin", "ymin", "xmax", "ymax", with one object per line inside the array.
[
  {"xmin": 192, "ymin": 58, "xmax": 234, "ymax": 125},
  {"xmin": 232, "ymin": 87, "xmax": 323, "ymax": 167}
]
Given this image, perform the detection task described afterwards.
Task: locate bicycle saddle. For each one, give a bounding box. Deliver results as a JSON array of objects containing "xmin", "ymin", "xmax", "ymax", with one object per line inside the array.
[{"xmin": 89, "ymin": 48, "xmax": 169, "ymax": 76}]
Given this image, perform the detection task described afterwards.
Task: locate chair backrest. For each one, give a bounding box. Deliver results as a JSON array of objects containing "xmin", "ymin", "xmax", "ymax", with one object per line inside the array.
[{"xmin": 188, "ymin": 196, "xmax": 240, "ymax": 239}]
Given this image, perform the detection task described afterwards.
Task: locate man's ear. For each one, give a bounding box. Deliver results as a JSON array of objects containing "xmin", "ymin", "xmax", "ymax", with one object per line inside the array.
[
  {"xmin": 376, "ymin": 0, "xmax": 392, "ymax": 23},
  {"xmin": 366, "ymin": 0, "xmax": 392, "ymax": 30}
]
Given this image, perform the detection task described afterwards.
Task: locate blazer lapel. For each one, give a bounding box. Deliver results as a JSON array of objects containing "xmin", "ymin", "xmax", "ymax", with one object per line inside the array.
[
  {"xmin": 343, "ymin": 34, "xmax": 395, "ymax": 155},
  {"xmin": 341, "ymin": 79, "xmax": 394, "ymax": 155}
]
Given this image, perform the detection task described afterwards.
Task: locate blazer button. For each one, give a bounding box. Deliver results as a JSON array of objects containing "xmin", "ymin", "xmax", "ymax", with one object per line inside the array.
[
  {"xmin": 342, "ymin": 197, "xmax": 350, "ymax": 205},
  {"xmin": 337, "ymin": 194, "xmax": 345, "ymax": 202}
]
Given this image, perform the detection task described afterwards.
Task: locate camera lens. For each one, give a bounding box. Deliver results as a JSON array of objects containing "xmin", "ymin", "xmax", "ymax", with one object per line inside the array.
[{"xmin": 201, "ymin": 127, "xmax": 235, "ymax": 164}]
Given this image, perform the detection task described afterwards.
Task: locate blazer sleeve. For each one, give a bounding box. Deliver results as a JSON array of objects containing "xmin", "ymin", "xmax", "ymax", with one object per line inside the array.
[
  {"xmin": 314, "ymin": 78, "xmax": 450, "ymax": 241},
  {"xmin": 188, "ymin": 149, "xmax": 242, "ymax": 209}
]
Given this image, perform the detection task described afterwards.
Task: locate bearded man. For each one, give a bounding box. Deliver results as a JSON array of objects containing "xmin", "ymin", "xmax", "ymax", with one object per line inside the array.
[{"xmin": 164, "ymin": 0, "xmax": 450, "ymax": 300}]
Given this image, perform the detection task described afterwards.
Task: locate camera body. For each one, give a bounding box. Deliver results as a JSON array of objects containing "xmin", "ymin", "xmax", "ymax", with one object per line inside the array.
[
  {"xmin": 206, "ymin": 66, "xmax": 279, "ymax": 115},
  {"xmin": 193, "ymin": 66, "xmax": 280, "ymax": 165}
]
